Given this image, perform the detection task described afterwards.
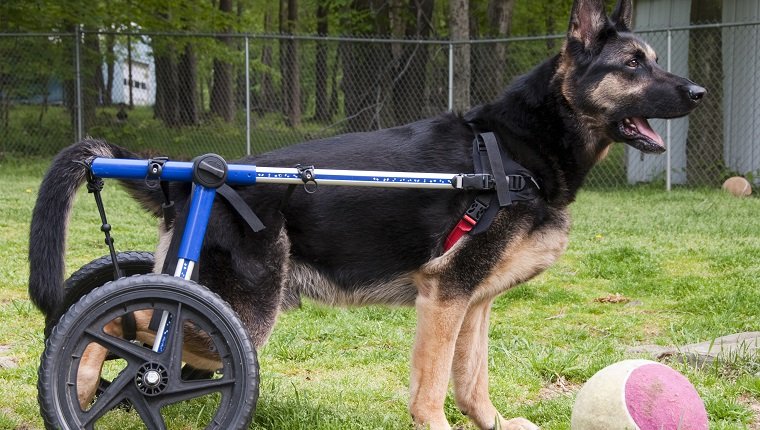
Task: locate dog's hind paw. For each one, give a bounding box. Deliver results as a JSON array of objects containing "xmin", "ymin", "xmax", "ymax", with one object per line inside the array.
[{"xmin": 501, "ymin": 417, "xmax": 540, "ymax": 430}]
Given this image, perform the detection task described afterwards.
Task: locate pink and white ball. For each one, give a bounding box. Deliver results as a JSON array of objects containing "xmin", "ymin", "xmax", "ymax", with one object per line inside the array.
[{"xmin": 571, "ymin": 359, "xmax": 708, "ymax": 430}]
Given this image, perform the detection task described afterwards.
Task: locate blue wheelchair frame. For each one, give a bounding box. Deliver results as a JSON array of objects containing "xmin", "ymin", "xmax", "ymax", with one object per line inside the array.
[{"xmin": 88, "ymin": 154, "xmax": 475, "ymax": 353}]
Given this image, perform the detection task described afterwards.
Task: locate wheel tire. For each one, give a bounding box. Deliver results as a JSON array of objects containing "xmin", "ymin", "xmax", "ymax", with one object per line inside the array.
[
  {"xmin": 45, "ymin": 252, "xmax": 155, "ymax": 336},
  {"xmin": 38, "ymin": 274, "xmax": 259, "ymax": 430},
  {"xmin": 64, "ymin": 251, "xmax": 155, "ymax": 295}
]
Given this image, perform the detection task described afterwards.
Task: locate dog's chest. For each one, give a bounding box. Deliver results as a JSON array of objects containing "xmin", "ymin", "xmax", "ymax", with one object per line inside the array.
[{"xmin": 472, "ymin": 209, "xmax": 570, "ymax": 302}]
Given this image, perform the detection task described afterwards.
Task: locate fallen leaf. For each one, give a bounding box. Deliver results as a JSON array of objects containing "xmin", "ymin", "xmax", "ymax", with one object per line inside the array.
[{"xmin": 593, "ymin": 293, "xmax": 630, "ymax": 304}]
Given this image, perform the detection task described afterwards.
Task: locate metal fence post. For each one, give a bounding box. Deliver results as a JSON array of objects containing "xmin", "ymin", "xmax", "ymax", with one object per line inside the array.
[
  {"xmin": 448, "ymin": 43, "xmax": 454, "ymax": 111},
  {"xmin": 74, "ymin": 26, "xmax": 83, "ymax": 142},
  {"xmin": 245, "ymin": 35, "xmax": 251, "ymax": 156},
  {"xmin": 666, "ymin": 29, "xmax": 672, "ymax": 192}
]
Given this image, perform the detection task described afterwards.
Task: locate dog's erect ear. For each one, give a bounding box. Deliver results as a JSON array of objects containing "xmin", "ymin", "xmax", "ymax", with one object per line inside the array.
[
  {"xmin": 568, "ymin": 0, "xmax": 610, "ymax": 51},
  {"xmin": 610, "ymin": 0, "xmax": 634, "ymax": 32}
]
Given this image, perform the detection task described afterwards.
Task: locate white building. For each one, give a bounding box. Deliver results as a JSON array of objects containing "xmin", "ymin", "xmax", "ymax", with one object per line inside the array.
[
  {"xmin": 627, "ymin": 0, "xmax": 760, "ymax": 184},
  {"xmin": 106, "ymin": 37, "xmax": 155, "ymax": 106}
]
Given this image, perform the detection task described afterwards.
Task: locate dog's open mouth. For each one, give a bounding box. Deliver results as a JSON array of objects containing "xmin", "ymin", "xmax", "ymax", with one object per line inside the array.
[{"xmin": 618, "ymin": 117, "xmax": 666, "ymax": 154}]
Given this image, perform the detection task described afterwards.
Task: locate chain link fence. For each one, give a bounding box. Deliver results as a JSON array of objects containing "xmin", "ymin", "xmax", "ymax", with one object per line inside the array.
[{"xmin": 1, "ymin": 24, "xmax": 758, "ymax": 188}]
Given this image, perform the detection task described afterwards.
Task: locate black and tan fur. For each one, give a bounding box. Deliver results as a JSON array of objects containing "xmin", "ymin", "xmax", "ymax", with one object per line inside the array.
[{"xmin": 28, "ymin": 0, "xmax": 704, "ymax": 428}]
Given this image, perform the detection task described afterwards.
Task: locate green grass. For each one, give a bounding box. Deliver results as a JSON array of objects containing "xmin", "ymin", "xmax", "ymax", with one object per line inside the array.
[
  {"xmin": 1, "ymin": 105, "xmax": 331, "ymax": 160},
  {"xmin": 0, "ymin": 158, "xmax": 759, "ymax": 429}
]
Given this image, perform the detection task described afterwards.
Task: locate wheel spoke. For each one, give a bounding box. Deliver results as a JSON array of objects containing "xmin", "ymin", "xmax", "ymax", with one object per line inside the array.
[
  {"xmin": 79, "ymin": 368, "xmax": 133, "ymax": 427},
  {"xmin": 130, "ymin": 388, "xmax": 168, "ymax": 430},
  {"xmin": 163, "ymin": 303, "xmax": 185, "ymax": 370},
  {"xmin": 84, "ymin": 327, "xmax": 154, "ymax": 363},
  {"xmin": 161, "ymin": 377, "xmax": 236, "ymax": 405}
]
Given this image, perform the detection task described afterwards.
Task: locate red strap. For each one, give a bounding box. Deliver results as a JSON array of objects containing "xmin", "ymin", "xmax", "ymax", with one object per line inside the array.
[{"xmin": 443, "ymin": 214, "xmax": 477, "ymax": 252}]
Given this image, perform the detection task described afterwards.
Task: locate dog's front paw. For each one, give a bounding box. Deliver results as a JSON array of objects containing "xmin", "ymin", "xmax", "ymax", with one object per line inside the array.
[{"xmin": 501, "ymin": 417, "xmax": 539, "ymax": 430}]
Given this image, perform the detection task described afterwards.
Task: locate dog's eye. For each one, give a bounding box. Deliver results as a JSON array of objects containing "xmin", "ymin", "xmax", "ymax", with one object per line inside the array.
[{"xmin": 626, "ymin": 58, "xmax": 640, "ymax": 68}]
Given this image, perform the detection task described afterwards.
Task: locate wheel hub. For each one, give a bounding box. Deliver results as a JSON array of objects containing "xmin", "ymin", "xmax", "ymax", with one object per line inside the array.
[{"xmin": 135, "ymin": 362, "xmax": 168, "ymax": 395}]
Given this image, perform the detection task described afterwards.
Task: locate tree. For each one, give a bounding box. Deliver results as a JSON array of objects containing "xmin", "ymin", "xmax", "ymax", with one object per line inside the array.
[
  {"xmin": 391, "ymin": 0, "xmax": 435, "ymax": 124},
  {"xmin": 280, "ymin": 0, "xmax": 301, "ymax": 127},
  {"xmin": 313, "ymin": 0, "xmax": 331, "ymax": 122},
  {"xmin": 258, "ymin": 4, "xmax": 278, "ymax": 113},
  {"xmin": 340, "ymin": 0, "xmax": 392, "ymax": 131},
  {"xmin": 177, "ymin": 43, "xmax": 199, "ymax": 126},
  {"xmin": 470, "ymin": 0, "xmax": 516, "ymax": 103},
  {"xmin": 147, "ymin": 3, "xmax": 208, "ymax": 128},
  {"xmin": 154, "ymin": 42, "xmax": 179, "ymax": 126},
  {"xmin": 210, "ymin": 0, "xmax": 235, "ymax": 122},
  {"xmin": 687, "ymin": 0, "xmax": 723, "ymax": 185}
]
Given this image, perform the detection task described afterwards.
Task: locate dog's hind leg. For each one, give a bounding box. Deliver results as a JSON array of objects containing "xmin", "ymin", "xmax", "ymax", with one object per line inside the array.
[
  {"xmin": 408, "ymin": 291, "xmax": 468, "ymax": 430},
  {"xmin": 451, "ymin": 299, "xmax": 539, "ymax": 430},
  {"xmin": 203, "ymin": 226, "xmax": 291, "ymax": 349}
]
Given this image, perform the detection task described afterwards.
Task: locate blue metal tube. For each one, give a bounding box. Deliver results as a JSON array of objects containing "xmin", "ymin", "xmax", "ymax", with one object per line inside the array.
[
  {"xmin": 90, "ymin": 158, "xmax": 193, "ymax": 181},
  {"xmin": 90, "ymin": 157, "xmax": 260, "ymax": 186},
  {"xmin": 178, "ymin": 185, "xmax": 217, "ymax": 263}
]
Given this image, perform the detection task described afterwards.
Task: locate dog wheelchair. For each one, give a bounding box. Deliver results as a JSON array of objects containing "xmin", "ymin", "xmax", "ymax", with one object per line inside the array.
[{"xmin": 37, "ymin": 152, "xmax": 507, "ymax": 429}]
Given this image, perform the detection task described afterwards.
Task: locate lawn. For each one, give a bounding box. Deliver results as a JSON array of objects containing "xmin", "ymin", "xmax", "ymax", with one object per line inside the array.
[{"xmin": 0, "ymin": 157, "xmax": 758, "ymax": 429}]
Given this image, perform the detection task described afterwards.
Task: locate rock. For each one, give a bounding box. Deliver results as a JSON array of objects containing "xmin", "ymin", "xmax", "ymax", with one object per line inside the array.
[{"xmin": 627, "ymin": 332, "xmax": 760, "ymax": 367}]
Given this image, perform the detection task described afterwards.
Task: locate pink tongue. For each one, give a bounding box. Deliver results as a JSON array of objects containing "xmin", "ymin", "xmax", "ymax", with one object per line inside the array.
[{"xmin": 632, "ymin": 117, "xmax": 664, "ymax": 147}]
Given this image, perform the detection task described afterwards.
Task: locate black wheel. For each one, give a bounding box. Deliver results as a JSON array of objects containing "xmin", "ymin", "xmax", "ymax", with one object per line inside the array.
[
  {"xmin": 64, "ymin": 251, "xmax": 155, "ymax": 296},
  {"xmin": 38, "ymin": 274, "xmax": 259, "ymax": 430},
  {"xmin": 45, "ymin": 252, "xmax": 155, "ymax": 337}
]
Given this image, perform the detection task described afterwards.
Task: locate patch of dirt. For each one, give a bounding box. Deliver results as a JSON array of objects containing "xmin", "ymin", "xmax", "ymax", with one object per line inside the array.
[
  {"xmin": 740, "ymin": 394, "xmax": 760, "ymax": 430},
  {"xmin": 0, "ymin": 344, "xmax": 19, "ymax": 369},
  {"xmin": 538, "ymin": 376, "xmax": 581, "ymax": 401}
]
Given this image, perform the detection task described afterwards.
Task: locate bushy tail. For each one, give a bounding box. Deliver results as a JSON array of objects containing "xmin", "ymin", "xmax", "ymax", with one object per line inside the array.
[{"xmin": 28, "ymin": 138, "xmax": 163, "ymax": 319}]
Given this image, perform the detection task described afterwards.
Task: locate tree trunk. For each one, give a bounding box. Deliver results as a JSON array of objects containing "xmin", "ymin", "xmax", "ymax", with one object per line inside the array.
[
  {"xmin": 279, "ymin": 0, "xmax": 288, "ymax": 118},
  {"xmin": 211, "ymin": 0, "xmax": 235, "ymax": 122},
  {"xmin": 177, "ymin": 43, "xmax": 198, "ymax": 126},
  {"xmin": 154, "ymin": 44, "xmax": 179, "ymax": 127},
  {"xmin": 127, "ymin": 34, "xmax": 134, "ymax": 108},
  {"xmin": 104, "ymin": 31, "xmax": 115, "ymax": 106},
  {"xmin": 236, "ymin": 0, "xmax": 247, "ymax": 108},
  {"xmin": 62, "ymin": 23, "xmax": 78, "ymax": 134},
  {"xmin": 487, "ymin": 0, "xmax": 514, "ymax": 91},
  {"xmin": 472, "ymin": 0, "xmax": 515, "ymax": 103},
  {"xmin": 449, "ymin": 0, "xmax": 470, "ymax": 111},
  {"xmin": 687, "ymin": 0, "xmax": 723, "ymax": 185},
  {"xmin": 260, "ymin": 7, "xmax": 277, "ymax": 112},
  {"xmin": 392, "ymin": 0, "xmax": 434, "ymax": 124},
  {"xmin": 340, "ymin": 0, "xmax": 391, "ymax": 131},
  {"xmin": 281, "ymin": 0, "xmax": 301, "ymax": 127},
  {"xmin": 313, "ymin": 0, "xmax": 330, "ymax": 122},
  {"xmin": 543, "ymin": 0, "xmax": 559, "ymax": 54},
  {"xmin": 327, "ymin": 46, "xmax": 340, "ymax": 120}
]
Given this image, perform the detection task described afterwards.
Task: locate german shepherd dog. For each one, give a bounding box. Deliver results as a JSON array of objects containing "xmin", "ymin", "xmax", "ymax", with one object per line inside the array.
[{"xmin": 29, "ymin": 0, "xmax": 704, "ymax": 428}]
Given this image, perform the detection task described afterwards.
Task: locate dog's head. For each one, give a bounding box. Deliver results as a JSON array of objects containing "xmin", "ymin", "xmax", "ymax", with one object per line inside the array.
[{"xmin": 557, "ymin": 0, "xmax": 705, "ymax": 155}]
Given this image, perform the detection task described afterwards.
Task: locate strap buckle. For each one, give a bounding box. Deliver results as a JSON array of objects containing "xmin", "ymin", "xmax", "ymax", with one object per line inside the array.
[
  {"xmin": 507, "ymin": 175, "xmax": 525, "ymax": 191},
  {"xmin": 454, "ymin": 173, "xmax": 495, "ymax": 190},
  {"xmin": 465, "ymin": 198, "xmax": 489, "ymax": 222}
]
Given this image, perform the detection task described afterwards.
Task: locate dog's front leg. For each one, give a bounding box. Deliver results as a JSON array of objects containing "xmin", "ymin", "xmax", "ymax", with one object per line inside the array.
[
  {"xmin": 409, "ymin": 292, "xmax": 468, "ymax": 429},
  {"xmin": 451, "ymin": 299, "xmax": 539, "ymax": 430}
]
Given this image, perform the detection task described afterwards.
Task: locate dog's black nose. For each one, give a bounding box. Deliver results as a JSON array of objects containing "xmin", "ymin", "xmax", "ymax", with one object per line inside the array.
[{"xmin": 684, "ymin": 83, "xmax": 706, "ymax": 102}]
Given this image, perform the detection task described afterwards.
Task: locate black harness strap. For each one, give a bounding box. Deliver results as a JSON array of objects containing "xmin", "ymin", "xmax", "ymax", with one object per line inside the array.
[
  {"xmin": 446, "ymin": 131, "xmax": 541, "ymax": 245},
  {"xmin": 217, "ymin": 184, "xmax": 266, "ymax": 233},
  {"xmin": 480, "ymin": 132, "xmax": 512, "ymax": 207}
]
